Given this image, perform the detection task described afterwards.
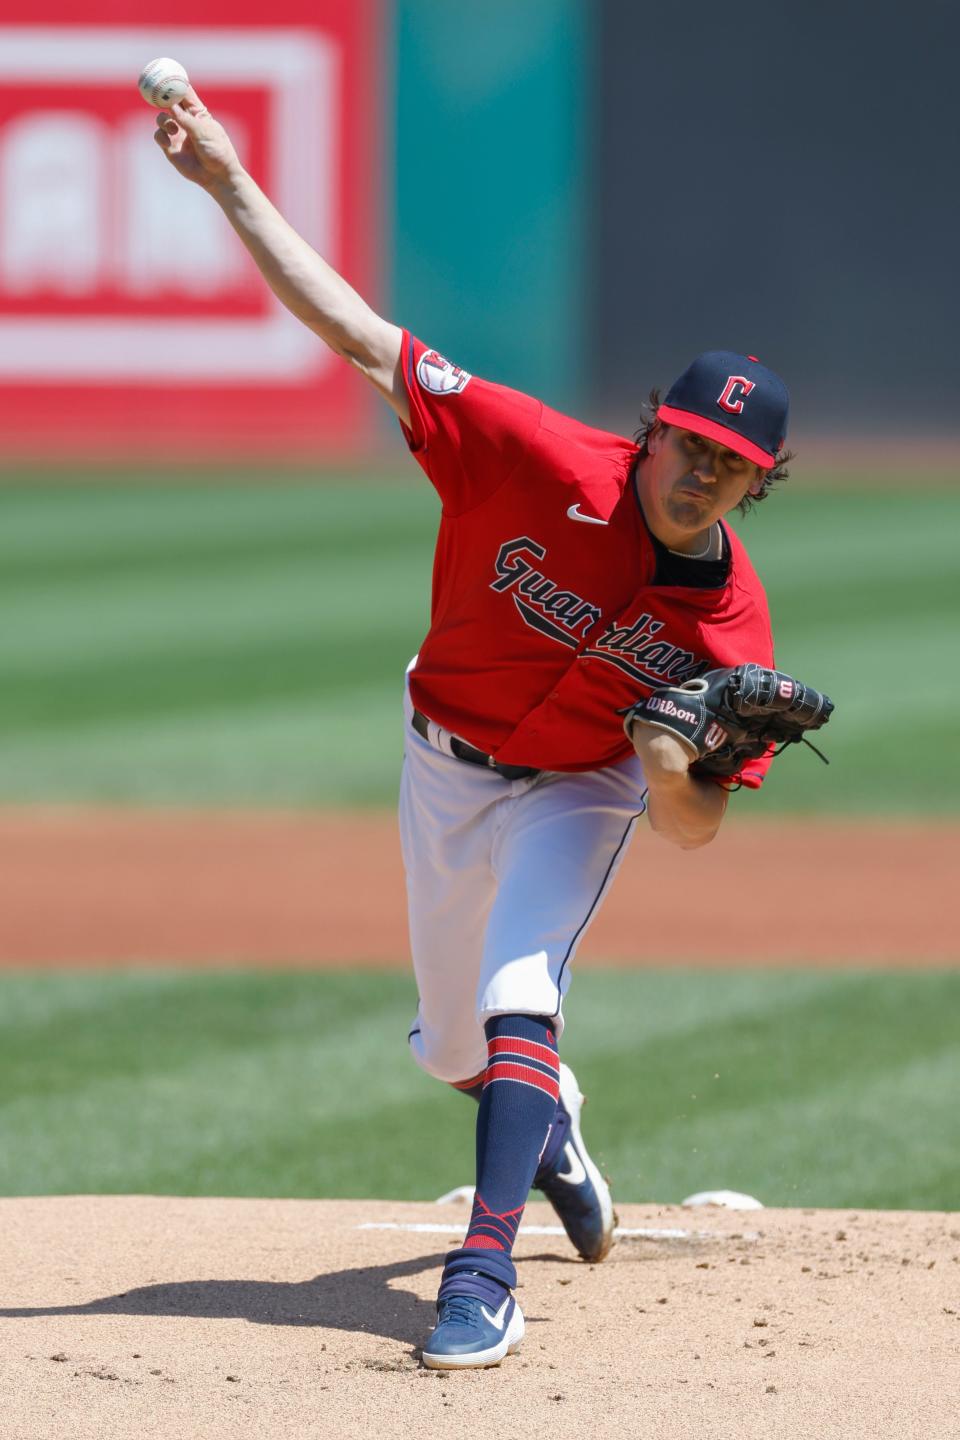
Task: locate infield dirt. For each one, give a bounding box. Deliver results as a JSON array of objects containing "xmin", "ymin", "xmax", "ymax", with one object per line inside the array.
[
  {"xmin": 0, "ymin": 1195, "xmax": 956, "ymax": 1440},
  {"xmin": 0, "ymin": 809, "xmax": 956, "ymax": 967},
  {"xmin": 1, "ymin": 812, "xmax": 956, "ymax": 1436}
]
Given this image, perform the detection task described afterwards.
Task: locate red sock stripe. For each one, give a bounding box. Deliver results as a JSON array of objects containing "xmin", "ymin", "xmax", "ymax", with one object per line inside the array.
[
  {"xmin": 473, "ymin": 1195, "xmax": 525, "ymax": 1221},
  {"xmin": 464, "ymin": 1194, "xmax": 524, "ymax": 1252},
  {"xmin": 487, "ymin": 1050, "xmax": 559, "ymax": 1086},
  {"xmin": 483, "ymin": 1061, "xmax": 560, "ymax": 1099},
  {"xmin": 487, "ymin": 1036, "xmax": 560, "ymax": 1069},
  {"xmin": 466, "ymin": 1218, "xmax": 515, "ymax": 1247},
  {"xmin": 450, "ymin": 1071, "xmax": 486, "ymax": 1091}
]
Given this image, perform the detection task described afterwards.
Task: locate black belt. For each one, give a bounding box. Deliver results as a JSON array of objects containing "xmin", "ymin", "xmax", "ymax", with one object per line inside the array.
[{"xmin": 411, "ymin": 709, "xmax": 539, "ymax": 781}]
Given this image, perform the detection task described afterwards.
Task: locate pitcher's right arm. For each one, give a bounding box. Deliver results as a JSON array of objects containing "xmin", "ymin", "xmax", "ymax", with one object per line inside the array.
[{"xmin": 154, "ymin": 92, "xmax": 407, "ymax": 423}]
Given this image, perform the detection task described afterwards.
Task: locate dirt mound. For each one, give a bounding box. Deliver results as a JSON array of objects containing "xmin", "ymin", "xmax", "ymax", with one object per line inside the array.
[
  {"xmin": 0, "ymin": 809, "xmax": 956, "ymax": 967},
  {"xmin": 0, "ymin": 1195, "xmax": 955, "ymax": 1439}
]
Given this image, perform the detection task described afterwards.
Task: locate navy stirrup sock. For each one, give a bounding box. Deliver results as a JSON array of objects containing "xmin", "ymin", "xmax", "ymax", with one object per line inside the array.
[{"xmin": 441, "ymin": 1014, "xmax": 560, "ymax": 1297}]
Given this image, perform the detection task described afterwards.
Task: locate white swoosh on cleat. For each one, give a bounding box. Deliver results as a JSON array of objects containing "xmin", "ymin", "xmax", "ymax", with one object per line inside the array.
[
  {"xmin": 567, "ymin": 503, "xmax": 608, "ymax": 526},
  {"xmin": 555, "ymin": 1141, "xmax": 587, "ymax": 1186},
  {"xmin": 480, "ymin": 1298, "xmax": 512, "ymax": 1331}
]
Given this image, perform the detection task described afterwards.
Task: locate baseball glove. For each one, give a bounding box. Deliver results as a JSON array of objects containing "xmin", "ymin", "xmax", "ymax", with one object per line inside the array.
[{"xmin": 621, "ymin": 663, "xmax": 834, "ymax": 780}]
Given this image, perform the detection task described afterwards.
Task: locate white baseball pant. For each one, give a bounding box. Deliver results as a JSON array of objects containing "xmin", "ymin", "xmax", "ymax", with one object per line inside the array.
[{"xmin": 400, "ymin": 673, "xmax": 648, "ymax": 1084}]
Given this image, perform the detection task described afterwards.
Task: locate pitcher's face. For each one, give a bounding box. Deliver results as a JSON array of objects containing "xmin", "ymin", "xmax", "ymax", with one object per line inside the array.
[{"xmin": 640, "ymin": 423, "xmax": 766, "ymax": 537}]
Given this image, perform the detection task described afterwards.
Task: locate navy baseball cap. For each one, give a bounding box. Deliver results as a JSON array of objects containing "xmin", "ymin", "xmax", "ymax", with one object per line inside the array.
[{"xmin": 658, "ymin": 350, "xmax": 789, "ymax": 469}]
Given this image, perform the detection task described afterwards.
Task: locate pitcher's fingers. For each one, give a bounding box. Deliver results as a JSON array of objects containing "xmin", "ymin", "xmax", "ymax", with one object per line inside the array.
[
  {"xmin": 169, "ymin": 98, "xmax": 204, "ymax": 133},
  {"xmin": 176, "ymin": 89, "xmax": 212, "ymax": 121}
]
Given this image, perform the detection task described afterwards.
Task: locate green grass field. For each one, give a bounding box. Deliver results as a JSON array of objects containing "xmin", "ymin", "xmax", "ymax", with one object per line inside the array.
[
  {"xmin": 0, "ymin": 475, "xmax": 955, "ymax": 813},
  {"xmin": 0, "ymin": 970, "xmax": 956, "ymax": 1210},
  {"xmin": 0, "ymin": 476, "xmax": 954, "ymax": 1210}
]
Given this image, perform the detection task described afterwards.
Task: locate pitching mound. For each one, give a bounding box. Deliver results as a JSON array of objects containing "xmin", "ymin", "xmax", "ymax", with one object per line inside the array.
[{"xmin": 0, "ymin": 1196, "xmax": 955, "ymax": 1439}]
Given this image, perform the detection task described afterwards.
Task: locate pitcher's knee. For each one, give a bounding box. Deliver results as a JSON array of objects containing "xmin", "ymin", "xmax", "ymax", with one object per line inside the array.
[
  {"xmin": 408, "ymin": 1022, "xmax": 486, "ymax": 1086},
  {"xmin": 478, "ymin": 999, "xmax": 566, "ymax": 1045},
  {"xmin": 476, "ymin": 953, "xmax": 569, "ymax": 1035}
]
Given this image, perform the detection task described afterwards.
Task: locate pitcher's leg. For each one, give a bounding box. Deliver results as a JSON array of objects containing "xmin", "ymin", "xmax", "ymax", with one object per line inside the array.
[
  {"xmin": 423, "ymin": 1013, "xmax": 557, "ymax": 1370},
  {"xmin": 479, "ymin": 759, "xmax": 646, "ymax": 1025},
  {"xmin": 470, "ymin": 760, "xmax": 645, "ymax": 1262},
  {"xmin": 398, "ymin": 703, "xmax": 500, "ymax": 1084}
]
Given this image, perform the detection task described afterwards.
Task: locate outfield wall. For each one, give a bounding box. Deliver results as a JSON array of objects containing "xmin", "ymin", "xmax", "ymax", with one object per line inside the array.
[
  {"xmin": 0, "ymin": 5, "xmax": 957, "ymax": 460},
  {"xmin": 0, "ymin": 2, "xmax": 383, "ymax": 460}
]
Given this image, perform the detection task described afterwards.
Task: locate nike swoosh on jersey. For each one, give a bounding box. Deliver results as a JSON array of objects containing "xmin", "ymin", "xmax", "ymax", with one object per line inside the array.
[
  {"xmin": 566, "ymin": 503, "xmax": 609, "ymax": 526},
  {"xmin": 555, "ymin": 1141, "xmax": 588, "ymax": 1186},
  {"xmin": 480, "ymin": 1297, "xmax": 512, "ymax": 1331}
]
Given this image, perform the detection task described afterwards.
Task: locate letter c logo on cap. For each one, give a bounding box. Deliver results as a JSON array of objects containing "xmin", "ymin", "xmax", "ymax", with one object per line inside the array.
[{"xmin": 717, "ymin": 376, "xmax": 755, "ymax": 414}]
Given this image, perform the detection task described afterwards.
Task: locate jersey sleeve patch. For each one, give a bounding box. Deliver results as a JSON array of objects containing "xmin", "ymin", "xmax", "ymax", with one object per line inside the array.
[{"xmin": 416, "ymin": 349, "xmax": 472, "ymax": 396}]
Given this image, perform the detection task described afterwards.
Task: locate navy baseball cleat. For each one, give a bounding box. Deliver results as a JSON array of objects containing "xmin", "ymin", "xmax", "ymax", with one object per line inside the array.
[
  {"xmin": 533, "ymin": 1062, "xmax": 617, "ymax": 1263},
  {"xmin": 421, "ymin": 1292, "xmax": 525, "ymax": 1370}
]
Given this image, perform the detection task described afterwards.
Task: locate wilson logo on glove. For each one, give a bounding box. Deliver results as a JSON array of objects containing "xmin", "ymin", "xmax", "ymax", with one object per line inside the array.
[
  {"xmin": 646, "ymin": 696, "xmax": 697, "ymax": 725},
  {"xmin": 620, "ymin": 663, "xmax": 835, "ymax": 783},
  {"xmin": 703, "ymin": 722, "xmax": 728, "ymax": 751}
]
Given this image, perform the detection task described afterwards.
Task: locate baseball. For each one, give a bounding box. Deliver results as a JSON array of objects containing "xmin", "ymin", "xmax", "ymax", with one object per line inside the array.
[{"xmin": 138, "ymin": 57, "xmax": 190, "ymax": 109}]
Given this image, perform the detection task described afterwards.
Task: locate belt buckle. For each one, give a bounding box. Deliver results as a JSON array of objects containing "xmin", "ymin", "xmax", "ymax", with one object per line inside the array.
[{"xmin": 493, "ymin": 760, "xmax": 537, "ymax": 782}]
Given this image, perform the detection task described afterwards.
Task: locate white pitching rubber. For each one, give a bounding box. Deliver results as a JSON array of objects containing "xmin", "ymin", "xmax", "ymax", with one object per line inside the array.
[{"xmin": 681, "ymin": 1189, "xmax": 764, "ymax": 1210}]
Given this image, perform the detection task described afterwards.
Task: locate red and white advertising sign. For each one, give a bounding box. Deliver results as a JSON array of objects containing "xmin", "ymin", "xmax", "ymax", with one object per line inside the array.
[{"xmin": 0, "ymin": 3, "xmax": 380, "ymax": 460}]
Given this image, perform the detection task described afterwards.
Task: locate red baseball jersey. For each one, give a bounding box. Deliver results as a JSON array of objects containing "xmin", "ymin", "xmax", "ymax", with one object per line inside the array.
[{"xmin": 399, "ymin": 333, "xmax": 776, "ymax": 787}]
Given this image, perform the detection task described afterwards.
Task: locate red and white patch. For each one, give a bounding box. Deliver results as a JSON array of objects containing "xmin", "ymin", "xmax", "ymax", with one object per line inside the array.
[{"xmin": 417, "ymin": 349, "xmax": 471, "ymax": 395}]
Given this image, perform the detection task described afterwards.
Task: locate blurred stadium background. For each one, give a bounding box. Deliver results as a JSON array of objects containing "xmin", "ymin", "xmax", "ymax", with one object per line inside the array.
[{"xmin": 0, "ymin": 2, "xmax": 956, "ymax": 1208}]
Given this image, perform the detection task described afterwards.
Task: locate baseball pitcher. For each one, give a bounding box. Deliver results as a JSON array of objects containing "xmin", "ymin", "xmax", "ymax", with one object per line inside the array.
[{"xmin": 153, "ymin": 90, "xmax": 832, "ymax": 1371}]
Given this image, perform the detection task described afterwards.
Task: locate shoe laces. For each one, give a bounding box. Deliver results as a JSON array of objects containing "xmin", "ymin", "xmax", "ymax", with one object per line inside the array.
[{"xmin": 438, "ymin": 1294, "xmax": 481, "ymax": 1326}]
